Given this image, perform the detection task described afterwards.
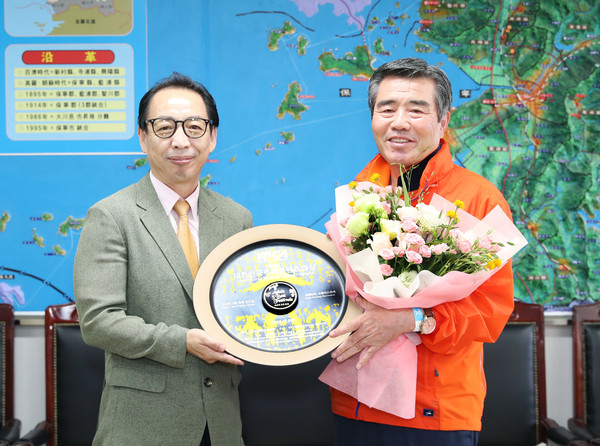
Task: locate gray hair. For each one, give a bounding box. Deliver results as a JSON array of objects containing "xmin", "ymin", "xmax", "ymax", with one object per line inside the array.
[{"xmin": 368, "ymin": 58, "xmax": 452, "ymax": 122}]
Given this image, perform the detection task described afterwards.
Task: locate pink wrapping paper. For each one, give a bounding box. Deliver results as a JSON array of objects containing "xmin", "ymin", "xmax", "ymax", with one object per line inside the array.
[{"xmin": 319, "ymin": 188, "xmax": 528, "ymax": 418}]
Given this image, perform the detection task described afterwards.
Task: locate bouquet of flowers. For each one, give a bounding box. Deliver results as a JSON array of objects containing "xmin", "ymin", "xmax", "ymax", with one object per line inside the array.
[
  {"xmin": 319, "ymin": 179, "xmax": 528, "ymax": 418},
  {"xmin": 338, "ymin": 180, "xmax": 510, "ymax": 299}
]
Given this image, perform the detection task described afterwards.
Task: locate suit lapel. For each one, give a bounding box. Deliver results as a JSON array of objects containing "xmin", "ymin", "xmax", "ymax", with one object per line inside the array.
[
  {"xmin": 196, "ymin": 187, "xmax": 224, "ymax": 265},
  {"xmin": 135, "ymin": 175, "xmax": 195, "ymax": 297}
]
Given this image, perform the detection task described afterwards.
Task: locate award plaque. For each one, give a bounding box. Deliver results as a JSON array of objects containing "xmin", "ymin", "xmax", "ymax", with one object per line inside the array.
[{"xmin": 193, "ymin": 224, "xmax": 361, "ymax": 366}]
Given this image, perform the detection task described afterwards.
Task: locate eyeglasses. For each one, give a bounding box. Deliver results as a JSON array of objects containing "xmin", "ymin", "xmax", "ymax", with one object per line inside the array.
[{"xmin": 144, "ymin": 117, "xmax": 213, "ymax": 139}]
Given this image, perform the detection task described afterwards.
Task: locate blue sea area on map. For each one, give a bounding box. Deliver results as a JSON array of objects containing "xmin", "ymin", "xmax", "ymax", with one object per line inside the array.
[
  {"xmin": 0, "ymin": 155, "xmax": 148, "ymax": 311},
  {"xmin": 4, "ymin": 1, "xmax": 62, "ymax": 37}
]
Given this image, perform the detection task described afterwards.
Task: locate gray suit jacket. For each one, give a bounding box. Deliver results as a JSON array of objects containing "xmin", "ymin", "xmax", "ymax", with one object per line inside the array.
[{"xmin": 74, "ymin": 174, "xmax": 253, "ymax": 446}]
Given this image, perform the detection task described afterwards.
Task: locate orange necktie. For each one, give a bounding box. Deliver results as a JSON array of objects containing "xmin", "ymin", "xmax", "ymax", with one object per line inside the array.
[{"xmin": 173, "ymin": 200, "xmax": 199, "ymax": 276}]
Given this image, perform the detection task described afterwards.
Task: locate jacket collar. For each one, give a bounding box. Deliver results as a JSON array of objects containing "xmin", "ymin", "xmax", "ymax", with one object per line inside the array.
[{"xmin": 355, "ymin": 139, "xmax": 453, "ymax": 203}]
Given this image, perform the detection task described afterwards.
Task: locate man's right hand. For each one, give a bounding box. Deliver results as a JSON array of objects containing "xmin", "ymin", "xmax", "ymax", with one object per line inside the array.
[{"xmin": 186, "ymin": 328, "xmax": 244, "ymax": 365}]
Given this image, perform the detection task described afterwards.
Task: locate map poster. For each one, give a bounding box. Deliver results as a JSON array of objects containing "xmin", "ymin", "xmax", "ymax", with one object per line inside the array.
[{"xmin": 1, "ymin": 0, "xmax": 599, "ymax": 312}]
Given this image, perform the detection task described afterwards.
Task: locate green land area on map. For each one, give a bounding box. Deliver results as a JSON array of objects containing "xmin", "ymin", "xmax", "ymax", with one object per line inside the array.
[
  {"xmin": 263, "ymin": 0, "xmax": 598, "ymax": 308},
  {"xmin": 414, "ymin": 0, "xmax": 599, "ymax": 307},
  {"xmin": 277, "ymin": 82, "xmax": 309, "ymax": 120}
]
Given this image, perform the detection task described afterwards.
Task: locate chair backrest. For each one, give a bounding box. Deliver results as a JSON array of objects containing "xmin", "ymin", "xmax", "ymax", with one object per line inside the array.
[
  {"xmin": 479, "ymin": 301, "xmax": 546, "ymax": 446},
  {"xmin": 0, "ymin": 303, "xmax": 16, "ymax": 426},
  {"xmin": 45, "ymin": 303, "xmax": 105, "ymax": 446},
  {"xmin": 572, "ymin": 302, "xmax": 600, "ymax": 437},
  {"xmin": 239, "ymin": 354, "xmax": 334, "ymax": 446}
]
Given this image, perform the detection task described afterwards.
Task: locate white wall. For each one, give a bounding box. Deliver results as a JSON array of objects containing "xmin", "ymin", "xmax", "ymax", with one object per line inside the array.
[
  {"xmin": 15, "ymin": 323, "xmax": 45, "ymax": 434},
  {"xmin": 14, "ymin": 317, "xmax": 575, "ymax": 436}
]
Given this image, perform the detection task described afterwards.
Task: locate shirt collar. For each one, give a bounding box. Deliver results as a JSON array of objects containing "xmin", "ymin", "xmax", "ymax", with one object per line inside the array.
[{"xmin": 149, "ymin": 171, "xmax": 199, "ymax": 222}]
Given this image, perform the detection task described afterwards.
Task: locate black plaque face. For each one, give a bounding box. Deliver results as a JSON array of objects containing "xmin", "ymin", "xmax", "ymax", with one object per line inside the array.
[
  {"xmin": 261, "ymin": 281, "xmax": 298, "ymax": 315},
  {"xmin": 194, "ymin": 225, "xmax": 361, "ymax": 365}
]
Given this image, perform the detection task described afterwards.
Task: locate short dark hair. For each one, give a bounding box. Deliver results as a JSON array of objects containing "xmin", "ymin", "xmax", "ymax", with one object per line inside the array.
[
  {"xmin": 368, "ymin": 58, "xmax": 452, "ymax": 122},
  {"xmin": 137, "ymin": 72, "xmax": 219, "ymax": 132}
]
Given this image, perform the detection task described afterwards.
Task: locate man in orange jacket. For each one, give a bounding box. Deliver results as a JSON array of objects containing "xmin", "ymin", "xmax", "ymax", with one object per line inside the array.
[{"xmin": 328, "ymin": 58, "xmax": 515, "ymax": 444}]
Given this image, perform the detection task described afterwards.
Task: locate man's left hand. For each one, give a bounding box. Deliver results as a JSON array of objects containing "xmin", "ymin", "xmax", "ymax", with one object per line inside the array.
[{"xmin": 329, "ymin": 295, "xmax": 414, "ymax": 369}]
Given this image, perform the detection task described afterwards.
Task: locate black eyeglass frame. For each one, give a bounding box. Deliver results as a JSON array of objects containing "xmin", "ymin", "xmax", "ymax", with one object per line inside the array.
[{"xmin": 144, "ymin": 117, "xmax": 213, "ymax": 139}]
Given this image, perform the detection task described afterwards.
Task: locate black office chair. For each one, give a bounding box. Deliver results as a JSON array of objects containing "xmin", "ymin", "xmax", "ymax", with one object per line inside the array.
[
  {"xmin": 0, "ymin": 304, "xmax": 21, "ymax": 446},
  {"xmin": 239, "ymin": 354, "xmax": 335, "ymax": 446},
  {"xmin": 479, "ymin": 301, "xmax": 585, "ymax": 446},
  {"xmin": 14, "ymin": 303, "xmax": 105, "ymax": 446},
  {"xmin": 567, "ymin": 302, "xmax": 600, "ymax": 443}
]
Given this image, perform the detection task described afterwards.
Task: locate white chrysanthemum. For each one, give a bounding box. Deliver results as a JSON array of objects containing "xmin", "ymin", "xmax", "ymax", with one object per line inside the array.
[{"xmin": 415, "ymin": 202, "xmax": 444, "ymax": 231}]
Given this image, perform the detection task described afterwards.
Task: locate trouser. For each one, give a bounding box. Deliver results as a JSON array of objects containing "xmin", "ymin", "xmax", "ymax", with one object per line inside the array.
[{"xmin": 334, "ymin": 415, "xmax": 479, "ymax": 446}]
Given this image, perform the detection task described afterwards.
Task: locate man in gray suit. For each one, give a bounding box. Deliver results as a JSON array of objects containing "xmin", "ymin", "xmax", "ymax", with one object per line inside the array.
[{"xmin": 74, "ymin": 73, "xmax": 253, "ymax": 446}]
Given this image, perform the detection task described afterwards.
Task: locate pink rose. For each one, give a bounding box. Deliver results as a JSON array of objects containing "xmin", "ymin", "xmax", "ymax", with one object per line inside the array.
[
  {"xmin": 459, "ymin": 239, "xmax": 472, "ymax": 253},
  {"xmin": 419, "ymin": 245, "xmax": 432, "ymax": 258},
  {"xmin": 401, "ymin": 219, "xmax": 419, "ymax": 233},
  {"xmin": 478, "ymin": 236, "xmax": 492, "ymax": 250},
  {"xmin": 378, "ymin": 248, "xmax": 396, "ymax": 260},
  {"xmin": 404, "ymin": 233, "xmax": 425, "ymax": 247},
  {"xmin": 392, "ymin": 246, "xmax": 404, "ymax": 257},
  {"xmin": 405, "ymin": 250, "xmax": 423, "ymax": 264},
  {"xmin": 380, "ymin": 264, "xmax": 394, "ymax": 276},
  {"xmin": 431, "ymin": 243, "xmax": 449, "ymax": 255}
]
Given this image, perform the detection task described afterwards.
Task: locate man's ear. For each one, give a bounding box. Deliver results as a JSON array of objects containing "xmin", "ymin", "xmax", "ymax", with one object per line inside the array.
[
  {"xmin": 440, "ymin": 111, "xmax": 450, "ymax": 134},
  {"xmin": 138, "ymin": 127, "xmax": 148, "ymax": 154},
  {"xmin": 208, "ymin": 127, "xmax": 217, "ymax": 154}
]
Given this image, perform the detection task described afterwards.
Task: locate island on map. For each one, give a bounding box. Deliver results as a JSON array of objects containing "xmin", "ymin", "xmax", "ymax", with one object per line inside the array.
[
  {"xmin": 58, "ymin": 217, "xmax": 84, "ymax": 236},
  {"xmin": 297, "ymin": 36, "xmax": 308, "ymax": 56},
  {"xmin": 268, "ymin": 21, "xmax": 296, "ymax": 51},
  {"xmin": 32, "ymin": 229, "xmax": 44, "ymax": 248},
  {"xmin": 0, "ymin": 212, "xmax": 10, "ymax": 232},
  {"xmin": 52, "ymin": 245, "xmax": 67, "ymax": 256},
  {"xmin": 200, "ymin": 174, "xmax": 212, "ymax": 188},
  {"xmin": 373, "ymin": 37, "xmax": 390, "ymax": 56},
  {"xmin": 277, "ymin": 82, "xmax": 309, "ymax": 120},
  {"xmin": 318, "ymin": 45, "xmax": 374, "ymax": 79},
  {"xmin": 281, "ymin": 131, "xmax": 295, "ymax": 142}
]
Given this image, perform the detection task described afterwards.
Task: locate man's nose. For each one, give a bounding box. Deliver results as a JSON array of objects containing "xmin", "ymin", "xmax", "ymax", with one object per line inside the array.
[
  {"xmin": 171, "ymin": 123, "xmax": 190, "ymax": 147},
  {"xmin": 390, "ymin": 111, "xmax": 410, "ymax": 130}
]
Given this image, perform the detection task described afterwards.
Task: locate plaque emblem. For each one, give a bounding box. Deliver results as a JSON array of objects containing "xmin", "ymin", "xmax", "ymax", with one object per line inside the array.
[{"xmin": 262, "ymin": 281, "xmax": 298, "ymax": 315}]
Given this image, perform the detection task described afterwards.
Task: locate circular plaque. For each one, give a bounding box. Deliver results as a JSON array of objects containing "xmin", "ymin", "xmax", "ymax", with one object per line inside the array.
[{"xmin": 193, "ymin": 224, "xmax": 361, "ymax": 366}]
